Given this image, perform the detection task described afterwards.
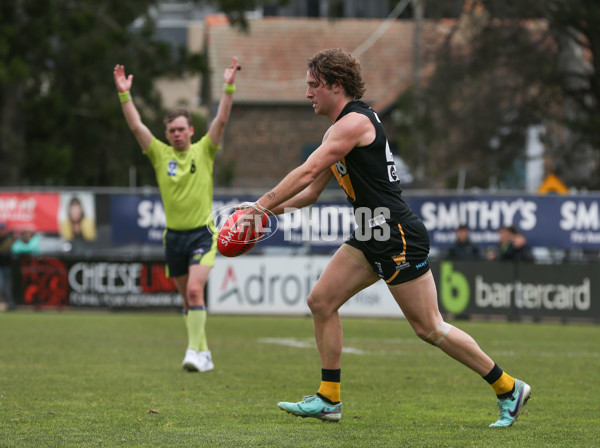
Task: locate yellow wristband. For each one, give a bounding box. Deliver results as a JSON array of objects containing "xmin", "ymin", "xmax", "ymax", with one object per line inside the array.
[
  {"xmin": 223, "ymin": 83, "xmax": 236, "ymax": 94},
  {"xmin": 118, "ymin": 90, "xmax": 132, "ymax": 103}
]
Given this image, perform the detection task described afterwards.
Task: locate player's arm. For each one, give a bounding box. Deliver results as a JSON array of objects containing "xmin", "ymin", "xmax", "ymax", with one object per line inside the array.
[
  {"xmin": 257, "ymin": 113, "xmax": 372, "ymax": 211},
  {"xmin": 113, "ymin": 64, "xmax": 153, "ymax": 151},
  {"xmin": 207, "ymin": 56, "xmax": 239, "ymax": 146},
  {"xmin": 269, "ymin": 169, "xmax": 334, "ymax": 215},
  {"xmin": 234, "ymin": 113, "xmax": 372, "ymax": 238},
  {"xmin": 234, "ymin": 113, "xmax": 375, "ymax": 231}
]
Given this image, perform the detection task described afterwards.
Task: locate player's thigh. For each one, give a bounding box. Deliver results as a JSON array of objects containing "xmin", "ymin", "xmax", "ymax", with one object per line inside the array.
[
  {"xmin": 388, "ymin": 271, "xmax": 442, "ymax": 332},
  {"xmin": 310, "ymin": 244, "xmax": 380, "ymax": 312}
]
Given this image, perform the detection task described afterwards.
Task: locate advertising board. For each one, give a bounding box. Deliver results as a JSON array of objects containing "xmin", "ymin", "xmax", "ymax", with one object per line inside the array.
[
  {"xmin": 110, "ymin": 193, "xmax": 600, "ymax": 250},
  {"xmin": 434, "ymin": 260, "xmax": 598, "ymax": 321},
  {"xmin": 14, "ymin": 256, "xmax": 180, "ymax": 308},
  {"xmin": 208, "ymin": 255, "xmax": 403, "ymax": 318}
]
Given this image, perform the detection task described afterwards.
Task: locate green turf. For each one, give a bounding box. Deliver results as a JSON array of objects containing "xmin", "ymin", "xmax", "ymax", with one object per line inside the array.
[{"xmin": 0, "ymin": 311, "xmax": 598, "ymax": 447}]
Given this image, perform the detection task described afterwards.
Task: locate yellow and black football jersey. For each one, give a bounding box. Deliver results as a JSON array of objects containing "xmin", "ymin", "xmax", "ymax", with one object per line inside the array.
[{"xmin": 331, "ymin": 100, "xmax": 417, "ymax": 225}]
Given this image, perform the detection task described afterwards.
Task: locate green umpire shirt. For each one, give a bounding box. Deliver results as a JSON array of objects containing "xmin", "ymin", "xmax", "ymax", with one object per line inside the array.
[{"xmin": 145, "ymin": 135, "xmax": 220, "ymax": 231}]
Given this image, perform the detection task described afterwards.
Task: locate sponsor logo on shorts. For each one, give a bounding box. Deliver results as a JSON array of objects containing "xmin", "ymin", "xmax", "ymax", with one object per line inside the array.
[
  {"xmin": 192, "ymin": 248, "xmax": 206, "ymax": 262},
  {"xmin": 415, "ymin": 258, "xmax": 429, "ymax": 269},
  {"xmin": 392, "ymin": 253, "xmax": 410, "ymax": 271},
  {"xmin": 374, "ymin": 262, "xmax": 385, "ymax": 278}
]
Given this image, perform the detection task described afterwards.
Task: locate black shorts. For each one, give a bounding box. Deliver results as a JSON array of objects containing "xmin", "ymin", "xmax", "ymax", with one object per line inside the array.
[
  {"xmin": 164, "ymin": 225, "xmax": 217, "ymax": 277},
  {"xmin": 345, "ymin": 218, "xmax": 430, "ymax": 286}
]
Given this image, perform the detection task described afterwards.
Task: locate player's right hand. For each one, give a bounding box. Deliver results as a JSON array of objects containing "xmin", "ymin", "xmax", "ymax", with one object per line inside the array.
[{"xmin": 113, "ymin": 64, "xmax": 133, "ymax": 93}]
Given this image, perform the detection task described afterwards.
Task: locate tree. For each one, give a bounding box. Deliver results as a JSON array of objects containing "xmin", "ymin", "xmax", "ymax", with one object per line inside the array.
[
  {"xmin": 397, "ymin": 0, "xmax": 600, "ymax": 190},
  {"xmin": 543, "ymin": 0, "xmax": 600, "ymax": 188},
  {"xmin": 0, "ymin": 0, "xmax": 288, "ymax": 187},
  {"xmin": 0, "ymin": 0, "xmax": 172, "ymax": 186}
]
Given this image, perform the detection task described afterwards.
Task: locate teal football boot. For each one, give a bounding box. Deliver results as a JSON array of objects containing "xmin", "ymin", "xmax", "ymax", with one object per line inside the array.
[
  {"xmin": 278, "ymin": 395, "xmax": 342, "ymax": 422},
  {"xmin": 489, "ymin": 379, "xmax": 532, "ymax": 427}
]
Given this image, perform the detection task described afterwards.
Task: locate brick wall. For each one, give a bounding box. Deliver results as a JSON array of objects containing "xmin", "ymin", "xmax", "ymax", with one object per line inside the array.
[
  {"xmin": 216, "ymin": 103, "xmax": 399, "ymax": 189},
  {"xmin": 216, "ymin": 104, "xmax": 330, "ymax": 188}
]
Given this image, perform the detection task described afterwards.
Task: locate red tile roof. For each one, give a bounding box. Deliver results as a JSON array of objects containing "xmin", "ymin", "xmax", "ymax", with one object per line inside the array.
[{"xmin": 203, "ymin": 16, "xmax": 436, "ymax": 109}]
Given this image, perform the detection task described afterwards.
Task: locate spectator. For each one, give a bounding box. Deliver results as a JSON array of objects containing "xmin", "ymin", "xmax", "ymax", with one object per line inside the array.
[
  {"xmin": 0, "ymin": 222, "xmax": 16, "ymax": 309},
  {"xmin": 11, "ymin": 227, "xmax": 41, "ymax": 255},
  {"xmin": 0, "ymin": 222, "xmax": 14, "ymax": 252},
  {"xmin": 487, "ymin": 225, "xmax": 534, "ymax": 262},
  {"xmin": 505, "ymin": 232, "xmax": 535, "ymax": 262},
  {"xmin": 447, "ymin": 224, "xmax": 481, "ymax": 260}
]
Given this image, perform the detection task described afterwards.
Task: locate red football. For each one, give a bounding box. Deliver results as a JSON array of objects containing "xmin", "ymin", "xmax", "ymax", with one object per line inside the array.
[{"xmin": 217, "ymin": 210, "xmax": 268, "ymax": 257}]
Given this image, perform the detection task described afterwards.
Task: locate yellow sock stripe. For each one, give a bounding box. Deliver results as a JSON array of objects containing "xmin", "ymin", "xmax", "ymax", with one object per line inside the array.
[
  {"xmin": 318, "ymin": 380, "xmax": 341, "ymax": 403},
  {"xmin": 491, "ymin": 372, "xmax": 515, "ymax": 396}
]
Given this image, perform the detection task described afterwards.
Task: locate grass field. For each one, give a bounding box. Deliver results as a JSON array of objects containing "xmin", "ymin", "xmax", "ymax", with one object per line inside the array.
[{"xmin": 0, "ymin": 311, "xmax": 599, "ymax": 448}]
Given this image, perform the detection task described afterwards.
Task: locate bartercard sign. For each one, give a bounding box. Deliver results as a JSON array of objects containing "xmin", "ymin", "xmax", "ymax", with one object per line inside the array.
[
  {"xmin": 435, "ymin": 260, "xmax": 599, "ymax": 321},
  {"xmin": 209, "ymin": 255, "xmax": 403, "ymax": 317}
]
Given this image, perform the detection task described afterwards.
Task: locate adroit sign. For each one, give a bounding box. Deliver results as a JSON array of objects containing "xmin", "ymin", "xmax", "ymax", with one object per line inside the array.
[{"xmin": 209, "ymin": 255, "xmax": 403, "ymax": 317}]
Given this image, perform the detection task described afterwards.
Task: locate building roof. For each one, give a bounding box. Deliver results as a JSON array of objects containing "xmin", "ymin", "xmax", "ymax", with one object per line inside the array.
[{"xmin": 201, "ymin": 16, "xmax": 432, "ymax": 110}]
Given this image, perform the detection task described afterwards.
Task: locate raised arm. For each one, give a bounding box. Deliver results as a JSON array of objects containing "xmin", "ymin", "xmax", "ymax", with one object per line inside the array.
[
  {"xmin": 113, "ymin": 64, "xmax": 153, "ymax": 151},
  {"xmin": 207, "ymin": 56, "xmax": 240, "ymax": 146}
]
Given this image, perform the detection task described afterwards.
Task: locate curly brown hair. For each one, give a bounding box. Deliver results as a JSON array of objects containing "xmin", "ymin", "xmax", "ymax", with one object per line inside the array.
[{"xmin": 307, "ymin": 48, "xmax": 366, "ymax": 100}]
